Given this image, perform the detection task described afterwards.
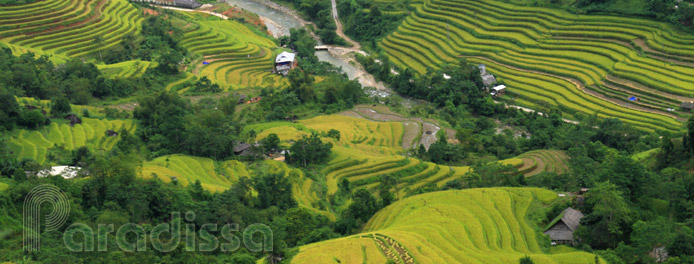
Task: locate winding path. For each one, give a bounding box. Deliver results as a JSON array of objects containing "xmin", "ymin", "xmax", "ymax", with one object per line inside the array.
[{"xmin": 330, "ymin": 0, "xmax": 360, "ymax": 49}]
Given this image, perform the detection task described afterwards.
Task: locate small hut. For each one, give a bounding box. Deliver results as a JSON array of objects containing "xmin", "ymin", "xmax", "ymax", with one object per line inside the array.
[
  {"xmin": 106, "ymin": 130, "xmax": 119, "ymax": 137},
  {"xmin": 544, "ymin": 208, "xmax": 584, "ymax": 245},
  {"xmin": 490, "ymin": 85, "xmax": 506, "ymax": 97},
  {"xmin": 64, "ymin": 114, "xmax": 82, "ymax": 126},
  {"xmin": 681, "ymin": 101, "xmax": 693, "ymax": 112},
  {"xmin": 234, "ymin": 142, "xmax": 253, "ymax": 156}
]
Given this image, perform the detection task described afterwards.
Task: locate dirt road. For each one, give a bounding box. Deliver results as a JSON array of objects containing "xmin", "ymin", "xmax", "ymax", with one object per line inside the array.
[
  {"xmin": 330, "ymin": 0, "xmax": 360, "ymax": 49},
  {"xmin": 158, "ymin": 6, "xmax": 229, "ymax": 19}
]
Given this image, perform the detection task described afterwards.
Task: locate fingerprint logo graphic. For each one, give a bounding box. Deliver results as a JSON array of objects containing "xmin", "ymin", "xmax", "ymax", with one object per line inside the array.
[{"xmin": 23, "ymin": 184, "xmax": 70, "ymax": 251}]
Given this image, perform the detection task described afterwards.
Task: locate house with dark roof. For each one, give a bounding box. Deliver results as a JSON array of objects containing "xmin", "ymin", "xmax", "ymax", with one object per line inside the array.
[
  {"xmin": 477, "ymin": 64, "xmax": 497, "ymax": 88},
  {"xmin": 544, "ymin": 207, "xmax": 584, "ymax": 245},
  {"xmin": 233, "ymin": 142, "xmax": 253, "ymax": 156}
]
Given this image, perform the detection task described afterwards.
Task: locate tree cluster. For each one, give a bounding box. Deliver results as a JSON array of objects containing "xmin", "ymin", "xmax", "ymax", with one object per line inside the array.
[{"xmin": 133, "ymin": 92, "xmax": 240, "ymax": 159}]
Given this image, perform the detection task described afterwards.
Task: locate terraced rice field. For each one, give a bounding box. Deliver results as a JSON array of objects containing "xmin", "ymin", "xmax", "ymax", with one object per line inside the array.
[
  {"xmin": 517, "ymin": 150, "xmax": 569, "ymax": 177},
  {"xmin": 177, "ymin": 13, "xmax": 286, "ymax": 88},
  {"xmin": 300, "ymin": 115, "xmax": 405, "ymax": 154},
  {"xmin": 6, "ymin": 118, "xmax": 135, "ymax": 164},
  {"xmin": 323, "ymin": 147, "xmax": 523, "ymax": 197},
  {"xmin": 0, "ymin": 0, "xmax": 143, "ymax": 58},
  {"xmin": 138, "ymin": 154, "xmax": 249, "ymax": 193},
  {"xmin": 292, "ymin": 188, "xmax": 606, "ymax": 264},
  {"xmin": 97, "ymin": 60, "xmax": 156, "ymax": 78},
  {"xmin": 261, "ymin": 160, "xmax": 335, "ymax": 219},
  {"xmin": 250, "ymin": 114, "xmax": 406, "ymax": 155},
  {"xmin": 379, "ymin": 0, "xmax": 694, "ymax": 132},
  {"xmin": 249, "ymin": 113, "xmax": 536, "ymax": 197}
]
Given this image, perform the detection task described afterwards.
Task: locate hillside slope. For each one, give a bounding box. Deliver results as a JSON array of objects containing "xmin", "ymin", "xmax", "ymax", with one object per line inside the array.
[
  {"xmin": 292, "ymin": 188, "xmax": 604, "ymax": 264},
  {"xmin": 379, "ymin": 0, "xmax": 694, "ymax": 132}
]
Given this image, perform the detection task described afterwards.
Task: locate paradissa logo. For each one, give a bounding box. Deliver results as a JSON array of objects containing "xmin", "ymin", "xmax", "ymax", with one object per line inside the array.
[
  {"xmin": 63, "ymin": 212, "xmax": 273, "ymax": 253},
  {"xmin": 23, "ymin": 184, "xmax": 70, "ymax": 251},
  {"xmin": 24, "ymin": 184, "xmax": 273, "ymax": 253}
]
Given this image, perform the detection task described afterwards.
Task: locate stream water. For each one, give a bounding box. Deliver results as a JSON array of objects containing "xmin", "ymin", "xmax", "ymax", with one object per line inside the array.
[{"xmin": 225, "ymin": 0, "xmax": 360, "ymax": 80}]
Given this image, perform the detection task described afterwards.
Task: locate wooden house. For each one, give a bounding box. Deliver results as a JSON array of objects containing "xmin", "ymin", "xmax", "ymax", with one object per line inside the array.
[
  {"xmin": 544, "ymin": 208, "xmax": 584, "ymax": 245},
  {"xmin": 274, "ymin": 51, "xmax": 297, "ymax": 76}
]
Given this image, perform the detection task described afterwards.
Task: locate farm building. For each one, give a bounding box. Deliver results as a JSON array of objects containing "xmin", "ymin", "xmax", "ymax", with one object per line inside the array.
[
  {"xmin": 491, "ymin": 85, "xmax": 506, "ymax": 97},
  {"xmin": 544, "ymin": 207, "xmax": 584, "ymax": 245},
  {"xmin": 234, "ymin": 142, "xmax": 253, "ymax": 156},
  {"xmin": 681, "ymin": 101, "xmax": 693, "ymax": 111},
  {"xmin": 477, "ymin": 64, "xmax": 497, "ymax": 88},
  {"xmin": 275, "ymin": 51, "xmax": 297, "ymax": 76},
  {"xmin": 36, "ymin": 166, "xmax": 82, "ymax": 179}
]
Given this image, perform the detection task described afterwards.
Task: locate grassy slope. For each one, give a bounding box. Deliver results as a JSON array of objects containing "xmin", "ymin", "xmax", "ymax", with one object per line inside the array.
[
  {"xmin": 176, "ymin": 11, "xmax": 285, "ymax": 89},
  {"xmin": 97, "ymin": 60, "xmax": 157, "ymax": 79},
  {"xmin": 6, "ymin": 118, "xmax": 135, "ymax": 164},
  {"xmin": 292, "ymin": 188, "xmax": 605, "ymax": 264},
  {"xmin": 138, "ymin": 154, "xmax": 249, "ymax": 193}
]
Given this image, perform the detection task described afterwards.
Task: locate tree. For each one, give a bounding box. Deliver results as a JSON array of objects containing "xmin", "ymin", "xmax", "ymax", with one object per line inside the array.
[
  {"xmin": 18, "ymin": 109, "xmax": 45, "ymax": 128},
  {"xmin": 260, "ymin": 133, "xmax": 280, "ymax": 153},
  {"xmin": 687, "ymin": 116, "xmax": 694, "ymax": 154},
  {"xmin": 668, "ymin": 232, "xmax": 694, "ymax": 258},
  {"xmin": 519, "ymin": 256, "xmax": 534, "ymax": 264},
  {"xmin": 587, "ymin": 181, "xmax": 632, "ymax": 234},
  {"xmin": 346, "ymin": 189, "xmax": 378, "ymax": 223},
  {"xmin": 219, "ymin": 94, "xmax": 237, "ymax": 115},
  {"xmin": 327, "ymin": 129, "xmax": 341, "ymax": 141},
  {"xmin": 287, "ymin": 69, "xmax": 315, "ymax": 103},
  {"xmin": 577, "ymin": 181, "xmax": 633, "ymax": 249},
  {"xmin": 155, "ymin": 48, "xmax": 183, "ymax": 74},
  {"xmin": 92, "ymin": 36, "xmax": 104, "ymax": 61},
  {"xmin": 630, "ymin": 220, "xmax": 675, "ymax": 258},
  {"xmin": 464, "ymin": 162, "xmax": 521, "ymax": 188},
  {"xmin": 288, "ymin": 133, "xmax": 333, "ymax": 167},
  {"xmin": 254, "ymin": 172, "xmax": 297, "ymax": 210},
  {"xmin": 51, "ymin": 97, "xmax": 71, "ymax": 117}
]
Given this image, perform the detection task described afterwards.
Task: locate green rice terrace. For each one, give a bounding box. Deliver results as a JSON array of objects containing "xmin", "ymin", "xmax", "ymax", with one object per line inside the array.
[
  {"xmin": 177, "ymin": 12, "xmax": 286, "ymax": 89},
  {"xmin": 292, "ymin": 188, "xmax": 606, "ymax": 264},
  {"xmin": 7, "ymin": 117, "xmax": 135, "ymax": 164},
  {"xmin": 0, "ymin": 0, "xmax": 142, "ymax": 58},
  {"xmin": 379, "ymin": 0, "xmax": 694, "ymax": 132}
]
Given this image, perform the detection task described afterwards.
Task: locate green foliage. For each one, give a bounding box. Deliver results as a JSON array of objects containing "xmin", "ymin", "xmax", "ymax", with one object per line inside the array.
[
  {"xmin": 260, "ymin": 133, "xmax": 280, "ymax": 153},
  {"xmin": 190, "ymin": 76, "xmax": 221, "ymax": 93},
  {"xmin": 577, "ymin": 181, "xmax": 632, "ymax": 249},
  {"xmin": 288, "ymin": 133, "xmax": 333, "ymax": 167},
  {"xmin": 340, "ymin": 4, "xmax": 406, "ymax": 46},
  {"xmin": 463, "ymin": 161, "xmax": 523, "ymax": 188},
  {"xmin": 17, "ymin": 109, "xmax": 46, "ymax": 129},
  {"xmin": 50, "ymin": 97, "xmax": 71, "ymax": 117},
  {"xmin": 519, "ymin": 255, "xmax": 534, "ymax": 264},
  {"xmin": 254, "ymin": 171, "xmax": 297, "ymax": 210}
]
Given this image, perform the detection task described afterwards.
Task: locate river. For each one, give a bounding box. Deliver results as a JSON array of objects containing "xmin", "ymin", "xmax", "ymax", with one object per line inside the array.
[{"xmin": 225, "ymin": 0, "xmax": 360, "ymax": 80}]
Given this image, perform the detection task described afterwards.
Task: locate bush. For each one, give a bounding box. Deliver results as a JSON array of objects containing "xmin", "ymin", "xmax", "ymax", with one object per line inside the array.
[
  {"xmin": 51, "ymin": 97, "xmax": 71, "ymax": 117},
  {"xmin": 18, "ymin": 109, "xmax": 46, "ymax": 128}
]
